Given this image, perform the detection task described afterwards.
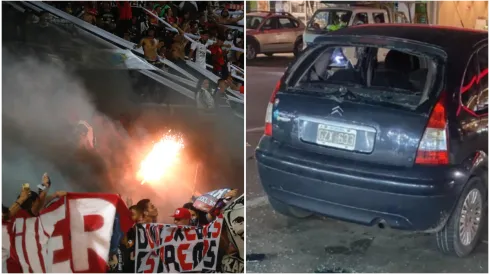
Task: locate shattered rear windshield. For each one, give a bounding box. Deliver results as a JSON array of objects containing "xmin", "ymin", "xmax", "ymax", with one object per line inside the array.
[{"xmin": 291, "ymin": 45, "xmax": 440, "ymax": 110}]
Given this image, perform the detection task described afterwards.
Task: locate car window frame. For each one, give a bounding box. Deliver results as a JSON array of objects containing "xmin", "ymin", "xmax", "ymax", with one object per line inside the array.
[
  {"xmin": 475, "ymin": 45, "xmax": 488, "ymax": 115},
  {"xmin": 460, "ymin": 45, "xmax": 488, "ymax": 116},
  {"xmin": 373, "ymin": 12, "xmax": 386, "ymax": 23},
  {"xmin": 353, "ymin": 12, "xmax": 368, "ymax": 25},
  {"xmin": 247, "ymin": 16, "xmax": 265, "ymax": 30},
  {"xmin": 290, "ymin": 18, "xmax": 300, "ymax": 28},
  {"xmin": 261, "ymin": 17, "xmax": 280, "ymax": 31},
  {"xmin": 278, "ymin": 17, "xmax": 296, "ymax": 29}
]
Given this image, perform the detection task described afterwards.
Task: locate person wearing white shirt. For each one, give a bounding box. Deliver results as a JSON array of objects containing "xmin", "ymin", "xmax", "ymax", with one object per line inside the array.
[
  {"xmin": 223, "ymin": 30, "xmax": 235, "ymax": 61},
  {"xmin": 189, "ymin": 30, "xmax": 213, "ymax": 69}
]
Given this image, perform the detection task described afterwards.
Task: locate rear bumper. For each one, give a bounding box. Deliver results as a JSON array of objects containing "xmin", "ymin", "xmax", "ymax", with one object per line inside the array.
[{"xmin": 256, "ymin": 137, "xmax": 468, "ymax": 231}]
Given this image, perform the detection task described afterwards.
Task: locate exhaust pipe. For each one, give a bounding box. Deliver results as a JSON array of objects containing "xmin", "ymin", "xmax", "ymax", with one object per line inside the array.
[{"xmin": 376, "ymin": 219, "xmax": 388, "ymax": 229}]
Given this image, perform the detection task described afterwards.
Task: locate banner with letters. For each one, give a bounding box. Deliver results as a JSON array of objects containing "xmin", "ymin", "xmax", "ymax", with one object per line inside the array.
[
  {"xmin": 193, "ymin": 188, "xmax": 231, "ymax": 213},
  {"xmin": 135, "ymin": 217, "xmax": 223, "ymax": 273},
  {"xmin": 2, "ymin": 193, "xmax": 133, "ymax": 273},
  {"xmin": 222, "ymin": 195, "xmax": 244, "ymax": 273}
]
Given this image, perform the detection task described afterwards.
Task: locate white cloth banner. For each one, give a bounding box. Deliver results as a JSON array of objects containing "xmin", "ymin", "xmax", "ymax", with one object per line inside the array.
[{"xmin": 135, "ymin": 218, "xmax": 223, "ymax": 273}]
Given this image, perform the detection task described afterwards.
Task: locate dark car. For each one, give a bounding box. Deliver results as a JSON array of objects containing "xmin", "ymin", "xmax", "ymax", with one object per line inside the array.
[{"xmin": 255, "ymin": 24, "xmax": 488, "ymax": 257}]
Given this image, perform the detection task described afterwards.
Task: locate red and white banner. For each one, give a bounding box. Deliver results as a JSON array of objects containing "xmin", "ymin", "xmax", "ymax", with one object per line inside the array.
[
  {"xmin": 135, "ymin": 217, "xmax": 223, "ymax": 273},
  {"xmin": 3, "ymin": 193, "xmax": 133, "ymax": 273},
  {"xmin": 225, "ymin": 4, "xmax": 244, "ymax": 11}
]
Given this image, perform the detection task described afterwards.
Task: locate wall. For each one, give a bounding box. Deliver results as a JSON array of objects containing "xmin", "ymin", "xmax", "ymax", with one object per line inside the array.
[{"xmin": 437, "ymin": 1, "xmax": 488, "ymax": 29}]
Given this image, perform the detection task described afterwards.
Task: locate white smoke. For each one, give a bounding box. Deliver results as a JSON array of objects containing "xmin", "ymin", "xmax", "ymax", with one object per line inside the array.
[
  {"xmin": 2, "ymin": 50, "xmax": 106, "ymax": 204},
  {"xmin": 1, "ymin": 49, "xmax": 213, "ymax": 220}
]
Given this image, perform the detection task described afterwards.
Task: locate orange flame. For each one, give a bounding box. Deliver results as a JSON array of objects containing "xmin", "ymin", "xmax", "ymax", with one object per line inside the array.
[{"xmin": 137, "ymin": 133, "xmax": 184, "ymax": 185}]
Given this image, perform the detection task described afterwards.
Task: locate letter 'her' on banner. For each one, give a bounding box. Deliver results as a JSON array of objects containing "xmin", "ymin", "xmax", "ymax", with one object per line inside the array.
[
  {"xmin": 2, "ymin": 193, "xmax": 134, "ymax": 273},
  {"xmin": 135, "ymin": 216, "xmax": 223, "ymax": 273}
]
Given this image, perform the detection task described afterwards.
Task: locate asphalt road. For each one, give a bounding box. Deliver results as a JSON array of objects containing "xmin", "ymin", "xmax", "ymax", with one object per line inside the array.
[{"xmin": 245, "ymin": 55, "xmax": 488, "ymax": 273}]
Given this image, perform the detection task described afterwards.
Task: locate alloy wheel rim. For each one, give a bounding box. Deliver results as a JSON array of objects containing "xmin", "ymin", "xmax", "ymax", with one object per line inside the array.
[{"xmin": 459, "ymin": 188, "xmax": 482, "ymax": 246}]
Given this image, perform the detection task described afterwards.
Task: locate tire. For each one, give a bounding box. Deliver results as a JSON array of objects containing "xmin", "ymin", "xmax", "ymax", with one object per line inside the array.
[
  {"xmin": 436, "ymin": 176, "xmax": 487, "ymax": 257},
  {"xmin": 268, "ymin": 196, "xmax": 313, "ymax": 219},
  {"xmin": 265, "ymin": 53, "xmax": 274, "ymax": 57},
  {"xmin": 293, "ymin": 38, "xmax": 303, "ymax": 57},
  {"xmin": 246, "ymin": 41, "xmax": 258, "ymax": 60}
]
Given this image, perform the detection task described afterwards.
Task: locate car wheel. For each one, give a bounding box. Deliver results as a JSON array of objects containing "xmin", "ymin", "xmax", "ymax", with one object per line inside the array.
[
  {"xmin": 246, "ymin": 42, "xmax": 258, "ymax": 60},
  {"xmin": 265, "ymin": 53, "xmax": 274, "ymax": 57},
  {"xmin": 293, "ymin": 39, "xmax": 303, "ymax": 57},
  {"xmin": 268, "ymin": 196, "xmax": 313, "ymax": 218},
  {"xmin": 436, "ymin": 176, "xmax": 487, "ymax": 257}
]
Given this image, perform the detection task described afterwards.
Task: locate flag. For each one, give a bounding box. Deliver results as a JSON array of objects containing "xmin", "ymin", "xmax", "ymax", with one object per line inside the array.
[{"xmin": 3, "ymin": 193, "xmax": 134, "ymax": 273}]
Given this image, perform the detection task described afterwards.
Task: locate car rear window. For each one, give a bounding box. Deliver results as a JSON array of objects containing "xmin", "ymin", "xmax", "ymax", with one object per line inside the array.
[
  {"xmin": 289, "ymin": 45, "xmax": 441, "ymax": 110},
  {"xmin": 308, "ymin": 10, "xmax": 352, "ymax": 31}
]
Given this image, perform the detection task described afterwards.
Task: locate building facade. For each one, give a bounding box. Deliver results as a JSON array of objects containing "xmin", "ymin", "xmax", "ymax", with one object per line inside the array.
[{"xmin": 246, "ymin": 1, "xmax": 488, "ymax": 30}]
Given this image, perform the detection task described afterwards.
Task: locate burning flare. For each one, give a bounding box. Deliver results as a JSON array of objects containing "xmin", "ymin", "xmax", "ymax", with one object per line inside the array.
[{"xmin": 137, "ymin": 132, "xmax": 184, "ymax": 184}]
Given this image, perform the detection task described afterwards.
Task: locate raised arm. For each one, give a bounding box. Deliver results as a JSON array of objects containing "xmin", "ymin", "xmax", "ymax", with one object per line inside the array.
[{"xmin": 31, "ymin": 173, "xmax": 51, "ymax": 215}]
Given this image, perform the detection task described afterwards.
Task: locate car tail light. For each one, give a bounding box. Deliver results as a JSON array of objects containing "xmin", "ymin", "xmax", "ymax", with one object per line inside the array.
[
  {"xmin": 415, "ymin": 94, "xmax": 449, "ymax": 165},
  {"xmin": 264, "ymin": 80, "xmax": 281, "ymax": 136}
]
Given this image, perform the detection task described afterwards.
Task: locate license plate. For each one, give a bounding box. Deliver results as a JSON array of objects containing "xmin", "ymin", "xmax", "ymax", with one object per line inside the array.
[{"xmin": 316, "ymin": 124, "xmax": 357, "ymax": 150}]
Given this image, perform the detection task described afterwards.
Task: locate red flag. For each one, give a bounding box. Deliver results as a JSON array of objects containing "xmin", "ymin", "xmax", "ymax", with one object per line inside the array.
[{"xmin": 3, "ymin": 193, "xmax": 134, "ymax": 273}]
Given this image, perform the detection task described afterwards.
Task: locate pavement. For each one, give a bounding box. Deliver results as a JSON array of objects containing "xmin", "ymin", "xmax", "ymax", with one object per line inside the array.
[{"xmin": 245, "ymin": 54, "xmax": 488, "ymax": 273}]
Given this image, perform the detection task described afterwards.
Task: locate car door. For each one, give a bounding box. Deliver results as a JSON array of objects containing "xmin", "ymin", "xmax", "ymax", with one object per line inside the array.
[
  {"xmin": 256, "ymin": 17, "xmax": 282, "ymax": 53},
  {"xmin": 277, "ymin": 17, "xmax": 300, "ymax": 52}
]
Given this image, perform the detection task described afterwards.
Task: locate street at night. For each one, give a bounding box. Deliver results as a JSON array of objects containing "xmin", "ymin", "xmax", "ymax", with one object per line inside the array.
[{"xmin": 245, "ymin": 54, "xmax": 488, "ymax": 273}]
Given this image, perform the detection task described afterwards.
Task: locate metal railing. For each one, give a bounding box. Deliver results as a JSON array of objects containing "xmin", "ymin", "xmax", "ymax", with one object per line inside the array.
[{"xmin": 24, "ymin": 1, "xmax": 244, "ymax": 106}]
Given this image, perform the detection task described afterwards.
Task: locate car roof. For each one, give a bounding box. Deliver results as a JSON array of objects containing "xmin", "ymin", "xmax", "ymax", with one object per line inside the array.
[
  {"xmin": 247, "ymin": 12, "xmax": 270, "ymax": 17},
  {"xmin": 315, "ymin": 6, "xmax": 386, "ymax": 12},
  {"xmin": 332, "ymin": 24, "xmax": 487, "ymax": 53},
  {"xmin": 247, "ymin": 11, "xmax": 296, "ymax": 18}
]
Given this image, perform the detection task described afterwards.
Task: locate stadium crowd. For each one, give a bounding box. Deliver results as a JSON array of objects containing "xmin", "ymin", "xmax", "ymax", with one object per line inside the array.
[{"xmin": 47, "ymin": 1, "xmax": 244, "ymax": 95}]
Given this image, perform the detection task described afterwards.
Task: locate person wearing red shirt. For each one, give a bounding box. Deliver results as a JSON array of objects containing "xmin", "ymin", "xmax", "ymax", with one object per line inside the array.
[
  {"xmin": 164, "ymin": 7, "xmax": 177, "ymax": 25},
  {"xmin": 209, "ymin": 35, "xmax": 231, "ymax": 77},
  {"xmin": 116, "ymin": 1, "xmax": 132, "ymax": 37}
]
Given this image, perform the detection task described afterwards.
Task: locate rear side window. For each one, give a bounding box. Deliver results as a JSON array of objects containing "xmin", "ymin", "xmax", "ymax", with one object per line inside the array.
[
  {"xmin": 373, "ymin": 13, "xmax": 386, "ymax": 23},
  {"xmin": 353, "ymin": 13, "xmax": 368, "ymax": 25},
  {"xmin": 463, "ymin": 46, "xmax": 488, "ymax": 114},
  {"xmin": 290, "ymin": 45, "xmax": 438, "ymax": 110},
  {"xmin": 461, "ymin": 48, "xmax": 488, "ymax": 114},
  {"xmin": 291, "ymin": 18, "xmax": 300, "ymax": 28},
  {"xmin": 278, "ymin": 17, "xmax": 295, "ymax": 29}
]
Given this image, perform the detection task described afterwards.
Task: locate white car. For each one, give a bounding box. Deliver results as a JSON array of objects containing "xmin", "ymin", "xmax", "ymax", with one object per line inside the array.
[{"xmin": 303, "ymin": 7, "xmax": 390, "ymax": 50}]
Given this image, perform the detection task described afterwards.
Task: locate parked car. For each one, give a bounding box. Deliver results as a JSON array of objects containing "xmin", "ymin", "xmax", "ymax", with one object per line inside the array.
[
  {"xmin": 303, "ymin": 6, "xmax": 390, "ymax": 50},
  {"xmin": 256, "ymin": 24, "xmax": 488, "ymax": 257},
  {"xmin": 246, "ymin": 11, "xmax": 305, "ymax": 60}
]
